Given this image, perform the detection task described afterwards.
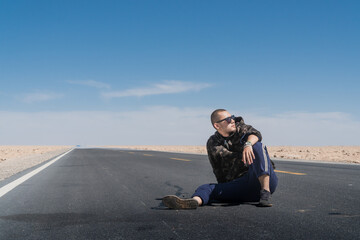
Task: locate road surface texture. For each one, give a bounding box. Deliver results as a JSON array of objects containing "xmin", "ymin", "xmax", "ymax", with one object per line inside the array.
[{"xmin": 0, "ymin": 148, "xmax": 359, "ymax": 239}]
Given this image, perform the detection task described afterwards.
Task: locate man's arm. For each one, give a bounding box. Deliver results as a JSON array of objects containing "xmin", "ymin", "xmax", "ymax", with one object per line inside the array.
[
  {"xmin": 247, "ymin": 134, "xmax": 259, "ymax": 146},
  {"xmin": 236, "ymin": 117, "xmax": 262, "ymax": 143},
  {"xmin": 242, "ymin": 134, "xmax": 259, "ymax": 165},
  {"xmin": 207, "ymin": 139, "xmax": 246, "ymax": 183},
  {"xmin": 236, "ymin": 118, "xmax": 261, "ymax": 166}
]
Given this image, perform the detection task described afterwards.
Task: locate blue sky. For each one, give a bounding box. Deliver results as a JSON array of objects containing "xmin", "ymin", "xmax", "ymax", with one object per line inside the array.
[{"xmin": 1, "ymin": 0, "xmax": 359, "ymax": 146}]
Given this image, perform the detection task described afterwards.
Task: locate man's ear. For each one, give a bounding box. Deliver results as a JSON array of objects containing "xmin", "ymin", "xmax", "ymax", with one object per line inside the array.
[{"xmin": 213, "ymin": 123, "xmax": 220, "ymax": 130}]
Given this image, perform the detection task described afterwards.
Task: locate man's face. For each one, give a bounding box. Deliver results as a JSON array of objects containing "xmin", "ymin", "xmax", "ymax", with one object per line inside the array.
[{"xmin": 214, "ymin": 111, "xmax": 236, "ymax": 135}]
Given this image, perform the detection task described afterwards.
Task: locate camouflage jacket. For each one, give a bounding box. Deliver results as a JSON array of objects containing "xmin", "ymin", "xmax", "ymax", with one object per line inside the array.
[{"xmin": 206, "ymin": 116, "xmax": 263, "ymax": 183}]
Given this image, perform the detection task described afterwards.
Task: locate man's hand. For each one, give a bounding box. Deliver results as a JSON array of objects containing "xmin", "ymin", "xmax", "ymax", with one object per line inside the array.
[
  {"xmin": 242, "ymin": 135, "xmax": 259, "ymax": 165},
  {"xmin": 242, "ymin": 145, "xmax": 255, "ymax": 165}
]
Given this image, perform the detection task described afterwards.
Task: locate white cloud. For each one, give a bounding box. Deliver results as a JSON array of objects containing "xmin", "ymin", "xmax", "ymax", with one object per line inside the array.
[
  {"xmin": 0, "ymin": 107, "xmax": 213, "ymax": 145},
  {"xmin": 0, "ymin": 108, "xmax": 359, "ymax": 146},
  {"xmin": 68, "ymin": 80, "xmax": 111, "ymax": 89},
  {"xmin": 101, "ymin": 80, "xmax": 212, "ymax": 98},
  {"xmin": 22, "ymin": 92, "xmax": 63, "ymax": 103}
]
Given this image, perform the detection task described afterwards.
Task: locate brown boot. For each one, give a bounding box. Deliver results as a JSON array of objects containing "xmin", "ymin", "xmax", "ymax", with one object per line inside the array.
[{"xmin": 162, "ymin": 195, "xmax": 199, "ymax": 209}]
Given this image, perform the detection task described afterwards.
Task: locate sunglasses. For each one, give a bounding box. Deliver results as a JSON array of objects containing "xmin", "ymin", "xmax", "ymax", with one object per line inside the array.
[{"xmin": 216, "ymin": 115, "xmax": 235, "ymax": 124}]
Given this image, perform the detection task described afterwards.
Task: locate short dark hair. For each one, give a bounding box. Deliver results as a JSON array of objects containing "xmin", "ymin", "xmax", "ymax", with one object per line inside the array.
[{"xmin": 211, "ymin": 109, "xmax": 227, "ymax": 125}]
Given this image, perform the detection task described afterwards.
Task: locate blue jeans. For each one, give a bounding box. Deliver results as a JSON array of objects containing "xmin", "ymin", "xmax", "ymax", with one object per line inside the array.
[{"xmin": 192, "ymin": 142, "xmax": 278, "ymax": 205}]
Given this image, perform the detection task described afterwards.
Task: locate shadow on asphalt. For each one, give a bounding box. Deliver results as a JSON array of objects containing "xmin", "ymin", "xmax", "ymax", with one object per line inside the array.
[{"xmin": 151, "ymin": 197, "xmax": 260, "ymax": 210}]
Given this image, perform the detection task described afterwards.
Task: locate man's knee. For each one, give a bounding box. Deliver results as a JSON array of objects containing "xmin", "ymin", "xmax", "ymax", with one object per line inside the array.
[
  {"xmin": 251, "ymin": 142, "xmax": 276, "ymax": 171},
  {"xmin": 251, "ymin": 142, "xmax": 268, "ymax": 165},
  {"xmin": 252, "ymin": 142, "xmax": 263, "ymax": 154}
]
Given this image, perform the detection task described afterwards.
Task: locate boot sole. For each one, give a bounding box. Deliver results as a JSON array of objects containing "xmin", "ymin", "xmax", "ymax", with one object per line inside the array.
[
  {"xmin": 162, "ymin": 195, "xmax": 198, "ymax": 209},
  {"xmin": 258, "ymin": 200, "xmax": 273, "ymax": 207}
]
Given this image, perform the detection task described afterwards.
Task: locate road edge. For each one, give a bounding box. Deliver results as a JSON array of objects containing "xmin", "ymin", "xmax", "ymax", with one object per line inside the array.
[{"xmin": 0, "ymin": 148, "xmax": 74, "ymax": 198}]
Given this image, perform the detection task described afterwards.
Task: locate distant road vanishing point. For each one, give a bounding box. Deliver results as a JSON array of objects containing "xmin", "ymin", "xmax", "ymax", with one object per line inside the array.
[{"xmin": 0, "ymin": 148, "xmax": 359, "ymax": 239}]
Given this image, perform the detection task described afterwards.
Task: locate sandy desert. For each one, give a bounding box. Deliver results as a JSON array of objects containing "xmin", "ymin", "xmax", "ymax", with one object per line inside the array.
[
  {"xmin": 104, "ymin": 145, "xmax": 360, "ymax": 164},
  {"xmin": 1, "ymin": 145, "xmax": 359, "ymax": 182},
  {"xmin": 0, "ymin": 146, "xmax": 72, "ymax": 181}
]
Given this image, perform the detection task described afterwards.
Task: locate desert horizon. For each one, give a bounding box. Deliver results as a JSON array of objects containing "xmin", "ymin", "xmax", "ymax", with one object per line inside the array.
[
  {"xmin": 1, "ymin": 145, "xmax": 359, "ymax": 182},
  {"xmin": 103, "ymin": 145, "xmax": 360, "ymax": 163}
]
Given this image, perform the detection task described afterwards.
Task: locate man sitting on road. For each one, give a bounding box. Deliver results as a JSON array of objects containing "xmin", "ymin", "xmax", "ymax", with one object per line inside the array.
[{"xmin": 162, "ymin": 109, "xmax": 278, "ymax": 209}]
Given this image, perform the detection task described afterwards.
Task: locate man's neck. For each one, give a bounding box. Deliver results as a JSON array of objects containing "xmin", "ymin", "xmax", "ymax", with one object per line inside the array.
[{"xmin": 217, "ymin": 130, "xmax": 233, "ymax": 138}]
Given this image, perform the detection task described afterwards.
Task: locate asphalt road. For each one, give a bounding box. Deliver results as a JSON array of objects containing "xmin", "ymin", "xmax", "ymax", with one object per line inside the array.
[{"xmin": 0, "ymin": 148, "xmax": 359, "ymax": 239}]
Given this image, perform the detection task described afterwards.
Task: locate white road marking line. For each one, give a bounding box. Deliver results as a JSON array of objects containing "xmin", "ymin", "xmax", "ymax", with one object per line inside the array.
[
  {"xmin": 0, "ymin": 148, "xmax": 74, "ymax": 198},
  {"xmin": 170, "ymin": 158, "xmax": 191, "ymax": 162}
]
